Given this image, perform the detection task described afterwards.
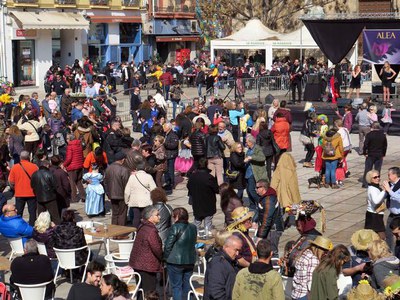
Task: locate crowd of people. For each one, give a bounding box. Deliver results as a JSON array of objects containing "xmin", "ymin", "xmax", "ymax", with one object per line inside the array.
[{"xmin": 0, "ymin": 55, "xmax": 399, "ymax": 300}]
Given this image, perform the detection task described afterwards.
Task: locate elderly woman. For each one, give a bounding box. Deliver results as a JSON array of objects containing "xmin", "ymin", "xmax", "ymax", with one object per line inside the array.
[
  {"xmin": 32, "ymin": 211, "xmax": 56, "ymax": 259},
  {"xmin": 164, "ymin": 208, "xmax": 197, "ymax": 300},
  {"xmin": 151, "ymin": 187, "xmax": 172, "ymax": 244},
  {"xmin": 124, "ymin": 156, "xmax": 156, "ymax": 229},
  {"xmin": 267, "ymin": 99, "xmax": 280, "ymax": 128},
  {"xmin": 364, "ymin": 170, "xmax": 386, "ymax": 239},
  {"xmin": 226, "ymin": 206, "xmax": 257, "ymax": 268},
  {"xmin": 129, "ymin": 205, "xmax": 163, "ymax": 295},
  {"xmin": 369, "ymin": 239, "xmax": 400, "ymax": 290}
]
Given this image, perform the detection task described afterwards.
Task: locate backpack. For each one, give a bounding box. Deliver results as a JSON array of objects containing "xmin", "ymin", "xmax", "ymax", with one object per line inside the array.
[
  {"xmin": 54, "ymin": 132, "xmax": 66, "ymax": 147},
  {"xmin": 323, "ymin": 140, "xmax": 335, "ymax": 157}
]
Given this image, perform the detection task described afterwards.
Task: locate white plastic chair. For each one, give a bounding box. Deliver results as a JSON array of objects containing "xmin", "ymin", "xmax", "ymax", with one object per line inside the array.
[
  {"xmin": 36, "ymin": 242, "xmax": 48, "ymax": 256},
  {"xmin": 109, "ymin": 238, "xmax": 135, "ymax": 259},
  {"xmin": 14, "ymin": 280, "xmax": 52, "ymax": 300},
  {"xmin": 8, "ymin": 237, "xmax": 24, "ymax": 260},
  {"xmin": 104, "ymin": 253, "xmax": 133, "ymax": 283},
  {"xmin": 53, "ymin": 246, "xmax": 91, "ymax": 285},
  {"xmin": 127, "ymin": 271, "xmax": 144, "ymax": 300},
  {"xmin": 187, "ymin": 274, "xmax": 204, "ymax": 300},
  {"xmin": 76, "ymin": 221, "xmax": 106, "ymax": 256}
]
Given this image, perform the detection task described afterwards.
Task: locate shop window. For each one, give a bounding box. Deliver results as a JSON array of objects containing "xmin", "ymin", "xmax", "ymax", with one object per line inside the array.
[
  {"xmin": 12, "ymin": 40, "xmax": 36, "ymax": 87},
  {"xmin": 120, "ymin": 23, "xmax": 140, "ymax": 44}
]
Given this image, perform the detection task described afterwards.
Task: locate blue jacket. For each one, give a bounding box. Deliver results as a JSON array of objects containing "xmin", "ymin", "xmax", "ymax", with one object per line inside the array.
[
  {"xmin": 71, "ymin": 108, "xmax": 83, "ymax": 123},
  {"xmin": 0, "ymin": 215, "xmax": 33, "ymax": 243}
]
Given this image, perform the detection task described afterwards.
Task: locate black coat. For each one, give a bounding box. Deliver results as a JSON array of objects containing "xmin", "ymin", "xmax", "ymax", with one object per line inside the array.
[
  {"xmin": 189, "ymin": 129, "xmax": 206, "ymax": 157},
  {"xmin": 363, "ymin": 129, "xmax": 387, "ymax": 157},
  {"xmin": 187, "ymin": 169, "xmax": 219, "ymax": 218},
  {"xmin": 164, "ymin": 130, "xmax": 179, "ymax": 159},
  {"xmin": 256, "ymin": 129, "xmax": 274, "ymax": 157},
  {"xmin": 50, "ymin": 165, "xmax": 71, "ymax": 209},
  {"xmin": 229, "ymin": 152, "xmax": 246, "ymax": 190},
  {"xmin": 130, "ymin": 93, "xmax": 141, "ymax": 111},
  {"xmin": 203, "ymin": 250, "xmax": 240, "ymax": 300},
  {"xmin": 206, "ymin": 134, "xmax": 225, "ymax": 158},
  {"xmin": 31, "ymin": 168, "xmax": 58, "ymax": 203}
]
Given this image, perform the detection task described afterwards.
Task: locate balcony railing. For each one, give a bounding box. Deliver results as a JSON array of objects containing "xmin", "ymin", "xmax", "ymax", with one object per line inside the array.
[
  {"xmin": 14, "ymin": 0, "xmax": 38, "ymax": 3},
  {"xmin": 154, "ymin": 5, "xmax": 195, "ymax": 13},
  {"xmin": 90, "ymin": 0, "xmax": 109, "ymax": 5},
  {"xmin": 122, "ymin": 0, "xmax": 142, "ymax": 7},
  {"xmin": 55, "ymin": 0, "xmax": 76, "ymax": 4}
]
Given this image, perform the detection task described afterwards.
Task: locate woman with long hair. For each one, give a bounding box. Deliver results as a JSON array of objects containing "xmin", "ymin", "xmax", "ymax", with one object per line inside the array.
[
  {"xmin": 310, "ymin": 244, "xmax": 350, "ymax": 299},
  {"xmin": 347, "ymin": 64, "xmax": 362, "ymax": 99},
  {"xmin": 256, "ymin": 121, "xmax": 275, "ymax": 180},
  {"xmin": 205, "ymin": 124, "xmax": 225, "ymax": 186},
  {"xmin": 219, "ymin": 183, "xmax": 243, "ymax": 225},
  {"xmin": 379, "ymin": 61, "xmax": 397, "ymax": 104},
  {"xmin": 100, "ymin": 274, "xmax": 130, "ymax": 300},
  {"xmin": 7, "ymin": 125, "xmax": 24, "ymax": 164}
]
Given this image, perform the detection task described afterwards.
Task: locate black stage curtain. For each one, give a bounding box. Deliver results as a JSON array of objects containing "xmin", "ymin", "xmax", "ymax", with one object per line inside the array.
[{"xmin": 303, "ymin": 19, "xmax": 400, "ymax": 64}]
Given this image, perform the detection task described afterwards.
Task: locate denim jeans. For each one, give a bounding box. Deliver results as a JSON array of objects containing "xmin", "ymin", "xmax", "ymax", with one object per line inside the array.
[
  {"xmin": 246, "ymin": 175, "xmax": 259, "ymax": 222},
  {"xmin": 197, "ymin": 83, "xmax": 203, "ymax": 97},
  {"xmin": 172, "ymin": 100, "xmax": 179, "ymax": 119},
  {"xmin": 324, "ymin": 159, "xmax": 338, "ymax": 184},
  {"xmin": 194, "ymin": 215, "xmax": 213, "ymax": 233},
  {"xmin": 164, "ymin": 85, "xmax": 171, "ymax": 101},
  {"xmin": 164, "ymin": 158, "xmax": 175, "ymax": 190},
  {"xmin": 167, "ymin": 264, "xmax": 193, "ymax": 300}
]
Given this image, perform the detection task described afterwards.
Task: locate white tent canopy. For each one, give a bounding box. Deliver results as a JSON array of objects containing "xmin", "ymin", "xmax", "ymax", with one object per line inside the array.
[{"xmin": 210, "ymin": 19, "xmax": 320, "ymax": 67}]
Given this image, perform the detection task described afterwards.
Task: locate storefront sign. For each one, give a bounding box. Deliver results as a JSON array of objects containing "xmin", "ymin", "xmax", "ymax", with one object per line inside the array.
[
  {"xmin": 15, "ymin": 29, "xmax": 37, "ymax": 38},
  {"xmin": 363, "ymin": 29, "xmax": 400, "ymax": 64},
  {"xmin": 156, "ymin": 36, "xmax": 200, "ymax": 42}
]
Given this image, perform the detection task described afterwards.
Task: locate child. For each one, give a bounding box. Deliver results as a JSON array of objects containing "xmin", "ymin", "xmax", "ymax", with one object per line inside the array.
[
  {"xmin": 381, "ymin": 103, "xmax": 395, "ymax": 134},
  {"xmin": 317, "ymin": 114, "xmax": 328, "ymax": 145},
  {"xmin": 81, "ymin": 75, "xmax": 88, "ymax": 93},
  {"xmin": 83, "ymin": 163, "xmax": 105, "ymax": 216},
  {"xmin": 174, "ymin": 134, "xmax": 193, "ymax": 175},
  {"xmin": 48, "ymin": 97, "xmax": 58, "ymax": 114}
]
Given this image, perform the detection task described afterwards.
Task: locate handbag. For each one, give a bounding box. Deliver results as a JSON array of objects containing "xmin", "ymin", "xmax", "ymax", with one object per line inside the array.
[
  {"xmin": 271, "ymin": 136, "xmax": 281, "ymax": 155},
  {"xmin": 225, "ymin": 161, "xmax": 239, "ymax": 180}
]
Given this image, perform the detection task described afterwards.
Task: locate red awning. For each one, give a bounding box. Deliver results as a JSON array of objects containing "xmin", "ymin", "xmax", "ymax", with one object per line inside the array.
[
  {"xmin": 89, "ymin": 16, "xmax": 142, "ymax": 23},
  {"xmin": 156, "ymin": 35, "xmax": 200, "ymax": 42}
]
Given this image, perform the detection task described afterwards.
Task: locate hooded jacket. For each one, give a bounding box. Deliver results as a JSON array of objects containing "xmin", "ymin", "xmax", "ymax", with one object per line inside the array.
[
  {"xmin": 371, "ymin": 256, "xmax": 400, "ymax": 290},
  {"xmin": 232, "ymin": 262, "xmax": 285, "ymax": 300},
  {"xmin": 321, "ymin": 132, "xmax": 344, "ymax": 161}
]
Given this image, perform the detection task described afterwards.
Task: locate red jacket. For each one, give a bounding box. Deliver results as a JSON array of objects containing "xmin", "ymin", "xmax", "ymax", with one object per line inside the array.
[
  {"xmin": 63, "ymin": 140, "xmax": 84, "ymax": 172},
  {"xmin": 159, "ymin": 72, "xmax": 173, "ymax": 86},
  {"xmin": 129, "ymin": 220, "xmax": 163, "ymax": 273},
  {"xmin": 271, "ymin": 117, "xmax": 290, "ymax": 150}
]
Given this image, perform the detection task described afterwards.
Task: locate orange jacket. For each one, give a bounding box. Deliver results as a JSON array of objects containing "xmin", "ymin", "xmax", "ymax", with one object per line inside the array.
[{"xmin": 271, "ymin": 117, "xmax": 290, "ymax": 150}]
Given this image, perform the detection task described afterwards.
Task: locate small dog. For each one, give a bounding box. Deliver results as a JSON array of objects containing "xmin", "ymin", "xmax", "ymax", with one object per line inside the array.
[{"xmin": 308, "ymin": 175, "xmax": 323, "ymax": 189}]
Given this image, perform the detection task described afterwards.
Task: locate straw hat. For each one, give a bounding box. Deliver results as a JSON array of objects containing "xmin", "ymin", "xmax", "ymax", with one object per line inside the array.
[
  {"xmin": 227, "ymin": 207, "xmax": 254, "ymax": 229},
  {"xmin": 310, "ymin": 236, "xmax": 333, "ymax": 251},
  {"xmin": 351, "ymin": 229, "xmax": 380, "ymax": 251},
  {"xmin": 347, "ymin": 282, "xmax": 385, "ymax": 300},
  {"xmin": 304, "ymin": 101, "xmax": 313, "ymax": 112}
]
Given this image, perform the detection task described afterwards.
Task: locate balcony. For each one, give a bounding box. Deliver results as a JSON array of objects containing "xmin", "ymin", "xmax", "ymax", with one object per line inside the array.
[
  {"xmin": 55, "ymin": 0, "xmax": 76, "ymax": 5},
  {"xmin": 153, "ymin": 0, "xmax": 196, "ymax": 18},
  {"xmin": 122, "ymin": 0, "xmax": 142, "ymax": 7},
  {"xmin": 14, "ymin": 0, "xmax": 38, "ymax": 3},
  {"xmin": 90, "ymin": 0, "xmax": 109, "ymax": 6}
]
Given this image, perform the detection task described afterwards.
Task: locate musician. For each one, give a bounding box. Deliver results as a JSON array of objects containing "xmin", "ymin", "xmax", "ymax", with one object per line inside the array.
[{"xmin": 290, "ymin": 59, "xmax": 304, "ymax": 103}]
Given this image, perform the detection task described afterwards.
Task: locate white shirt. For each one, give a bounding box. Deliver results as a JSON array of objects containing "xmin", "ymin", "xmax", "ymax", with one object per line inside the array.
[
  {"xmin": 367, "ymin": 185, "xmax": 386, "ymax": 214},
  {"xmin": 154, "ymin": 93, "xmax": 167, "ymax": 109}
]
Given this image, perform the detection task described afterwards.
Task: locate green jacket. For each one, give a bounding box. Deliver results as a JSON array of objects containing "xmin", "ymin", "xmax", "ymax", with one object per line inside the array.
[
  {"xmin": 232, "ymin": 261, "xmax": 284, "ymax": 300},
  {"xmin": 310, "ymin": 266, "xmax": 339, "ymax": 300},
  {"xmin": 163, "ymin": 222, "xmax": 197, "ymax": 265},
  {"xmin": 250, "ymin": 145, "xmax": 267, "ymax": 182}
]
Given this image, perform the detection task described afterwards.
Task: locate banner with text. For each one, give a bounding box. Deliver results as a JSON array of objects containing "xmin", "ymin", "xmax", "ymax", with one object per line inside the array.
[{"xmin": 363, "ymin": 29, "xmax": 400, "ymax": 64}]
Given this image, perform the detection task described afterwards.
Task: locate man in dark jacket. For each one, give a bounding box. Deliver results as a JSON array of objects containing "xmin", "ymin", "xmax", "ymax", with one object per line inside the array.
[
  {"xmin": 204, "ymin": 235, "xmax": 242, "ymax": 300},
  {"xmin": 130, "ymin": 87, "xmax": 141, "ymax": 131},
  {"xmin": 362, "ymin": 122, "xmax": 387, "ymax": 188},
  {"xmin": 50, "ymin": 156, "xmax": 71, "ymax": 216},
  {"xmin": 10, "ymin": 239, "xmax": 55, "ymax": 298},
  {"xmin": 104, "ymin": 120, "xmax": 130, "ymax": 164},
  {"xmin": 189, "ymin": 122, "xmax": 206, "ymax": 171},
  {"xmin": 163, "ymin": 123, "xmax": 179, "ymax": 195},
  {"xmin": 104, "ymin": 152, "xmax": 130, "ymax": 226},
  {"xmin": 31, "ymin": 160, "xmax": 60, "ymax": 224},
  {"xmin": 61, "ymin": 88, "xmax": 72, "ymax": 122},
  {"xmin": 256, "ymin": 179, "xmax": 284, "ymax": 257}
]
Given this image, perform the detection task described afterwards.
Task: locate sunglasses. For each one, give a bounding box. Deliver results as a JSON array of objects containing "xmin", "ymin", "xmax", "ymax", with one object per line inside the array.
[
  {"xmin": 372, "ymin": 175, "xmax": 380, "ymax": 179},
  {"xmin": 256, "ymin": 186, "xmax": 263, "ymax": 189}
]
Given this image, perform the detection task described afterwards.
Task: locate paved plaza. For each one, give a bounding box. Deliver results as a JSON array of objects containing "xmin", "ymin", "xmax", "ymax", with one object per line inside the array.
[{"xmin": 0, "ymin": 85, "xmax": 398, "ymax": 299}]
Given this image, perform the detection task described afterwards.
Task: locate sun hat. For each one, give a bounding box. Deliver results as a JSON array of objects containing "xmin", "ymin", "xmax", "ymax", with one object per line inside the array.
[
  {"xmin": 347, "ymin": 280, "xmax": 385, "ymax": 300},
  {"xmin": 310, "ymin": 236, "xmax": 333, "ymax": 251},
  {"xmin": 227, "ymin": 207, "xmax": 254, "ymax": 230},
  {"xmin": 351, "ymin": 229, "xmax": 380, "ymax": 251}
]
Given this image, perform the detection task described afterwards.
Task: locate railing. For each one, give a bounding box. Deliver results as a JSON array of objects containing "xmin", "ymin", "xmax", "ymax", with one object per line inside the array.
[
  {"xmin": 55, "ymin": 0, "xmax": 76, "ymax": 4},
  {"xmin": 14, "ymin": 0, "xmax": 38, "ymax": 3},
  {"xmin": 154, "ymin": 5, "xmax": 195, "ymax": 13},
  {"xmin": 122, "ymin": 0, "xmax": 141, "ymax": 7},
  {"xmin": 90, "ymin": 0, "xmax": 109, "ymax": 5}
]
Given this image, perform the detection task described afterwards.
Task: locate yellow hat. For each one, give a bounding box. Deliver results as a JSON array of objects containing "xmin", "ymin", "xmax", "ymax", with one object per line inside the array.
[
  {"xmin": 310, "ymin": 236, "xmax": 333, "ymax": 251},
  {"xmin": 347, "ymin": 281, "xmax": 385, "ymax": 300},
  {"xmin": 227, "ymin": 207, "xmax": 254, "ymax": 230},
  {"xmin": 351, "ymin": 229, "xmax": 380, "ymax": 251}
]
